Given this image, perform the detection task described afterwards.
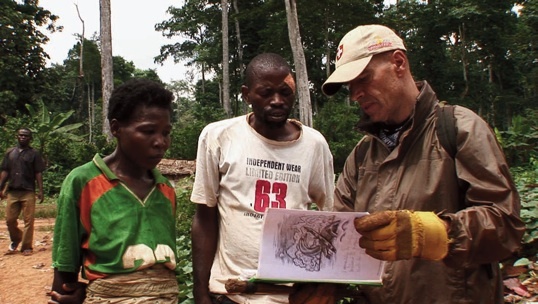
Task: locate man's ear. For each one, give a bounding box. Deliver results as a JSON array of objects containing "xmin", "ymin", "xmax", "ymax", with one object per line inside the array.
[
  {"xmin": 241, "ymin": 85, "xmax": 250, "ymax": 105},
  {"xmin": 109, "ymin": 119, "xmax": 120, "ymax": 136},
  {"xmin": 392, "ymin": 50, "xmax": 407, "ymax": 72}
]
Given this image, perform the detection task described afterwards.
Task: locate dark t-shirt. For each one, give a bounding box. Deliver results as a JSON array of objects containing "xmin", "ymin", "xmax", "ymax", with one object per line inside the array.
[{"xmin": 1, "ymin": 147, "xmax": 45, "ymax": 191}]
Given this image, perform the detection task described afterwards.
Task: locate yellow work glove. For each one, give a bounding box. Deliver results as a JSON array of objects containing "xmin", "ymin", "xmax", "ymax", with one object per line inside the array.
[
  {"xmin": 289, "ymin": 283, "xmax": 338, "ymax": 304},
  {"xmin": 354, "ymin": 210, "xmax": 448, "ymax": 261}
]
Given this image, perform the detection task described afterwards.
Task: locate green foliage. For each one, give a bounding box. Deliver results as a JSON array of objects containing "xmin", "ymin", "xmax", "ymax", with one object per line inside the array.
[
  {"xmin": 42, "ymin": 137, "xmax": 104, "ymax": 196},
  {"xmin": 24, "ymin": 100, "xmax": 85, "ymax": 161},
  {"xmin": 42, "ymin": 163, "xmax": 70, "ymax": 197},
  {"xmin": 112, "ymin": 55, "xmax": 136, "ymax": 84},
  {"xmin": 134, "ymin": 68, "xmax": 162, "ymax": 83},
  {"xmin": 38, "ymin": 64, "xmax": 77, "ymax": 114},
  {"xmin": 0, "ymin": 101, "xmax": 98, "ymax": 196},
  {"xmin": 511, "ymin": 160, "xmax": 538, "ymax": 249},
  {"xmin": 0, "ymin": 110, "xmax": 32, "ymax": 153},
  {"xmin": 0, "ymin": 0, "xmax": 61, "ymax": 115},
  {"xmin": 155, "ymin": 0, "xmax": 222, "ymax": 80},
  {"xmin": 314, "ymin": 100, "xmax": 363, "ymax": 173},
  {"xmin": 176, "ymin": 233, "xmax": 195, "ymax": 304},
  {"xmin": 296, "ymin": 0, "xmax": 384, "ymax": 105},
  {"xmin": 167, "ymin": 101, "xmax": 226, "ymax": 160},
  {"xmin": 167, "ymin": 81, "xmax": 226, "ymax": 160},
  {"xmin": 175, "ymin": 176, "xmax": 196, "ymax": 303},
  {"xmin": 168, "ymin": 120, "xmax": 206, "ymax": 160},
  {"xmin": 497, "ymin": 109, "xmax": 538, "ymax": 167}
]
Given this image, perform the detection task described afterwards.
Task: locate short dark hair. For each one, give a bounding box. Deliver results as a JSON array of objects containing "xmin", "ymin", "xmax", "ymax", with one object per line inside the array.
[
  {"xmin": 17, "ymin": 127, "xmax": 32, "ymax": 134},
  {"xmin": 107, "ymin": 79, "xmax": 174, "ymax": 123},
  {"xmin": 17, "ymin": 127, "xmax": 32, "ymax": 137},
  {"xmin": 244, "ymin": 53, "xmax": 292, "ymax": 87}
]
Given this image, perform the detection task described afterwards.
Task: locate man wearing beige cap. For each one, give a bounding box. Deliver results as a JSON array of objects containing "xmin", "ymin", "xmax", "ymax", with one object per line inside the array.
[{"xmin": 325, "ymin": 24, "xmax": 524, "ymax": 303}]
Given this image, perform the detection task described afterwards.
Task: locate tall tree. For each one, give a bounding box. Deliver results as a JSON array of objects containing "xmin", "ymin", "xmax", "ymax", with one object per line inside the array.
[
  {"xmin": 512, "ymin": 0, "xmax": 538, "ymax": 106},
  {"xmin": 154, "ymin": 0, "xmax": 533, "ymax": 134},
  {"xmin": 74, "ymin": 3, "xmax": 89, "ymax": 138},
  {"xmin": 156, "ymin": 0, "xmax": 222, "ymax": 95},
  {"xmin": 292, "ymin": 0, "xmax": 382, "ymax": 109},
  {"xmin": 0, "ymin": 0, "xmax": 60, "ymax": 116},
  {"xmin": 221, "ymin": 0, "xmax": 231, "ymax": 117},
  {"xmin": 231, "ymin": 0, "xmax": 246, "ymax": 114},
  {"xmin": 100, "ymin": 0, "xmax": 113, "ymax": 140},
  {"xmin": 64, "ymin": 38, "xmax": 102, "ymax": 118},
  {"xmin": 284, "ymin": 0, "xmax": 312, "ymax": 126},
  {"xmin": 383, "ymin": 0, "xmax": 522, "ymax": 128}
]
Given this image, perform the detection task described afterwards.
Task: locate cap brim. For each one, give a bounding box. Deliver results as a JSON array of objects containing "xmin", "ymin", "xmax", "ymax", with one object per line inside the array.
[{"xmin": 322, "ymin": 56, "xmax": 373, "ymax": 96}]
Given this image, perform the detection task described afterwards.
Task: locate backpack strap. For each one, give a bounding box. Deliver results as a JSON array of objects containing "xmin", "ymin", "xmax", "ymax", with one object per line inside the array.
[{"xmin": 436, "ymin": 101, "xmax": 457, "ymax": 159}]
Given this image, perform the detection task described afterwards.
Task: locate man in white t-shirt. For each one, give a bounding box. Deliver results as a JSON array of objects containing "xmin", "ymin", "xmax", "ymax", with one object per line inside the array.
[{"xmin": 191, "ymin": 53, "xmax": 335, "ymax": 304}]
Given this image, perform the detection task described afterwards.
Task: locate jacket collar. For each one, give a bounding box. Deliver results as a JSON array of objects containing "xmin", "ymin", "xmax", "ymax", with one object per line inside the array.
[{"xmin": 413, "ymin": 80, "xmax": 439, "ymax": 129}]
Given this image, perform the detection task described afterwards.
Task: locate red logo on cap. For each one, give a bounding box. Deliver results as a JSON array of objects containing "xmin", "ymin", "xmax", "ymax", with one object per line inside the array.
[
  {"xmin": 336, "ymin": 44, "xmax": 344, "ymax": 61},
  {"xmin": 368, "ymin": 39, "xmax": 393, "ymax": 51}
]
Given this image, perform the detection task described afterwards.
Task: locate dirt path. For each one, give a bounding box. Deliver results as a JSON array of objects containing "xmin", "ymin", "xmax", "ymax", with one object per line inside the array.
[{"xmin": 0, "ymin": 218, "xmax": 55, "ymax": 304}]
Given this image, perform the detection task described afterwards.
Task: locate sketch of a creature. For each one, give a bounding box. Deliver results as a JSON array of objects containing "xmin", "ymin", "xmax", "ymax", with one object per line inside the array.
[{"xmin": 279, "ymin": 215, "xmax": 342, "ymax": 272}]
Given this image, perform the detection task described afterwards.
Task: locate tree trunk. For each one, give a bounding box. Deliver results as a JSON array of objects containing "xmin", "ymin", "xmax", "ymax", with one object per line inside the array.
[
  {"xmin": 75, "ymin": 4, "xmax": 91, "ymax": 141},
  {"xmin": 232, "ymin": 0, "xmax": 247, "ymax": 114},
  {"xmin": 201, "ymin": 62, "xmax": 206, "ymax": 94},
  {"xmin": 74, "ymin": 4, "xmax": 86, "ymax": 123},
  {"xmin": 488, "ymin": 63, "xmax": 495, "ymax": 127},
  {"xmin": 458, "ymin": 23, "xmax": 469, "ymax": 99},
  {"xmin": 221, "ymin": 0, "xmax": 232, "ymax": 117},
  {"xmin": 284, "ymin": 0, "xmax": 312, "ymax": 126},
  {"xmin": 100, "ymin": 0, "xmax": 113, "ymax": 141},
  {"xmin": 89, "ymin": 82, "xmax": 95, "ymax": 143},
  {"xmin": 324, "ymin": 13, "xmax": 331, "ymax": 80},
  {"xmin": 75, "ymin": 4, "xmax": 85, "ymax": 79}
]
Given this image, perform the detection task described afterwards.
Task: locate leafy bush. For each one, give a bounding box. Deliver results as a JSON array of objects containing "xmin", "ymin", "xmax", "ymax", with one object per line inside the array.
[
  {"xmin": 0, "ymin": 111, "xmax": 32, "ymax": 153},
  {"xmin": 175, "ymin": 176, "xmax": 196, "ymax": 303},
  {"xmin": 497, "ymin": 110, "xmax": 538, "ymax": 167},
  {"xmin": 498, "ymin": 110, "xmax": 538, "ymax": 255},
  {"xmin": 314, "ymin": 100, "xmax": 363, "ymax": 173},
  {"xmin": 168, "ymin": 120, "xmax": 206, "ymax": 160},
  {"xmin": 167, "ymin": 99, "xmax": 226, "ymax": 160},
  {"xmin": 512, "ymin": 159, "xmax": 538, "ymax": 254},
  {"xmin": 43, "ymin": 137, "xmax": 107, "ymax": 196}
]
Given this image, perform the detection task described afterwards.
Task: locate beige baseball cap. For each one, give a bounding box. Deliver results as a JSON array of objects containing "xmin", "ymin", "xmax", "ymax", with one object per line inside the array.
[{"xmin": 322, "ymin": 24, "xmax": 406, "ymax": 96}]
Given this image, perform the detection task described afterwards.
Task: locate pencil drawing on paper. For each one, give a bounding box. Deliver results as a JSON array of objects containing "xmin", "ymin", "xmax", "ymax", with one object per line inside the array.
[
  {"xmin": 256, "ymin": 209, "xmax": 384, "ymax": 284},
  {"xmin": 274, "ymin": 214, "xmax": 350, "ymax": 272}
]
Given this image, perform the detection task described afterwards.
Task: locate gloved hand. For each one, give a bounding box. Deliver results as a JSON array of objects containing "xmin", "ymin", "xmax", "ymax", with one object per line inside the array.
[
  {"xmin": 354, "ymin": 210, "xmax": 449, "ymax": 261},
  {"xmin": 289, "ymin": 283, "xmax": 338, "ymax": 304}
]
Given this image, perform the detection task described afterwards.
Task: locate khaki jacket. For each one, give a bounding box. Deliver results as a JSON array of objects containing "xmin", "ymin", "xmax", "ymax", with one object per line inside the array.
[{"xmin": 334, "ymin": 81, "xmax": 524, "ymax": 304}]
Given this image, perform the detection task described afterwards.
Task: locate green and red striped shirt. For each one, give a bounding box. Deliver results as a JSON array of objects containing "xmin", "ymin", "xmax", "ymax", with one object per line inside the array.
[{"xmin": 52, "ymin": 154, "xmax": 177, "ymax": 281}]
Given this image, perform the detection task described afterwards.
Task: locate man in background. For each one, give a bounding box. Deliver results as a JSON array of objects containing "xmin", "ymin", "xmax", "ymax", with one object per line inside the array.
[{"xmin": 0, "ymin": 127, "xmax": 45, "ymax": 256}]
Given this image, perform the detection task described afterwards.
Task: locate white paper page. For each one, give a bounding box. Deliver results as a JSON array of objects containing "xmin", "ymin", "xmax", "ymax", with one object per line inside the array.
[{"xmin": 255, "ymin": 208, "xmax": 385, "ymax": 284}]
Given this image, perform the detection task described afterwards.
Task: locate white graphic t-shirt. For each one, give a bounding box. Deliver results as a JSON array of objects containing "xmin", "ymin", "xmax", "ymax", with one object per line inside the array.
[{"xmin": 191, "ymin": 114, "xmax": 335, "ymax": 303}]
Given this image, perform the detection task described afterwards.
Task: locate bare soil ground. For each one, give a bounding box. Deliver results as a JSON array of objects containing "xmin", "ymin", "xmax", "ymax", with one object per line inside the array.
[{"xmin": 0, "ymin": 218, "xmax": 55, "ymax": 304}]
